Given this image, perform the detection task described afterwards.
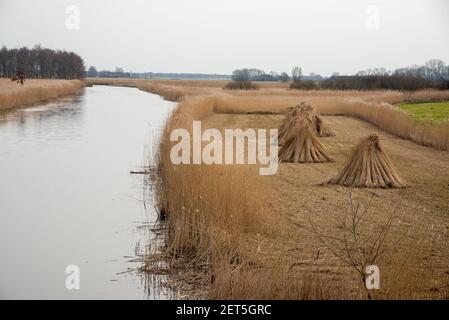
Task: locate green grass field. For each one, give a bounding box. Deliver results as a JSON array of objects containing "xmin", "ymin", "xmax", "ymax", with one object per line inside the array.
[{"xmin": 399, "ymin": 101, "xmax": 449, "ymax": 122}]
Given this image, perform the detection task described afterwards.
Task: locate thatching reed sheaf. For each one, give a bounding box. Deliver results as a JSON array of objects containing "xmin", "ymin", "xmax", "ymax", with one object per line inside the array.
[
  {"xmin": 278, "ymin": 105, "xmax": 300, "ymax": 145},
  {"xmin": 278, "ymin": 102, "xmax": 334, "ymax": 145},
  {"xmin": 326, "ymin": 134, "xmax": 407, "ymax": 188},
  {"xmin": 302, "ymin": 105, "xmax": 336, "ymax": 138},
  {"xmin": 314, "ymin": 113, "xmax": 336, "ymax": 137},
  {"xmin": 278, "ymin": 102, "xmax": 335, "ymax": 163}
]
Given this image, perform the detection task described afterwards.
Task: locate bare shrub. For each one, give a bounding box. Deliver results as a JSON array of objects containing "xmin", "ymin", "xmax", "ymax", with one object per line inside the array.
[
  {"xmin": 224, "ymin": 81, "xmax": 259, "ymax": 90},
  {"xmin": 310, "ymin": 190, "xmax": 401, "ymax": 299},
  {"xmin": 210, "ymin": 262, "xmax": 346, "ymax": 299},
  {"xmin": 290, "ymin": 80, "xmax": 318, "ymax": 90}
]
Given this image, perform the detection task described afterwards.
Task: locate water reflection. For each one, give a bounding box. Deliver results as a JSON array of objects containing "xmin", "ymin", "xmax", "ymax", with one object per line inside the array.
[
  {"xmin": 0, "ymin": 86, "xmax": 175, "ymax": 299},
  {"xmin": 0, "ymin": 95, "xmax": 85, "ymax": 142}
]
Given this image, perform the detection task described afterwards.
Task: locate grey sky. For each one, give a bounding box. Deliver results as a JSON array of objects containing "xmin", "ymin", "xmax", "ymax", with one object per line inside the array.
[{"xmin": 1, "ymin": 0, "xmax": 448, "ymax": 76}]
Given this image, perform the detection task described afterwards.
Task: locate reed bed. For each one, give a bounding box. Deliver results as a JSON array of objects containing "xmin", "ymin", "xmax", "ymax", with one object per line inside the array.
[
  {"xmin": 213, "ymin": 95, "xmax": 449, "ymax": 151},
  {"xmin": 0, "ymin": 79, "xmax": 84, "ymax": 110},
  {"xmin": 154, "ymin": 95, "xmax": 282, "ymax": 297},
  {"xmin": 154, "ymin": 95, "xmax": 331, "ymax": 298},
  {"xmin": 143, "ymin": 80, "xmax": 449, "ymax": 299},
  {"xmin": 152, "ymin": 93, "xmax": 448, "ymax": 299},
  {"xmin": 86, "ymin": 78, "xmax": 223, "ymax": 101},
  {"xmin": 86, "ymin": 78, "xmax": 449, "ymax": 298}
]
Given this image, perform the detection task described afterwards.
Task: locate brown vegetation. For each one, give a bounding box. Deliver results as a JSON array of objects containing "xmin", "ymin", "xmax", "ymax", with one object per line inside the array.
[
  {"xmin": 278, "ymin": 103, "xmax": 334, "ymax": 163},
  {"xmin": 89, "ymin": 78, "xmax": 449, "ymax": 299},
  {"xmin": 278, "ymin": 102, "xmax": 334, "ymax": 142},
  {"xmin": 152, "ymin": 96, "xmax": 278, "ymax": 297},
  {"xmin": 325, "ymin": 134, "xmax": 407, "ymax": 188},
  {"xmin": 224, "ymin": 81, "xmax": 259, "ymax": 90},
  {"xmin": 278, "ymin": 119, "xmax": 334, "ymax": 163},
  {"xmin": 153, "ymin": 98, "xmax": 449, "ymax": 299},
  {"xmin": 0, "ymin": 78, "xmax": 84, "ymax": 110},
  {"xmin": 212, "ymin": 94, "xmax": 449, "ymax": 151}
]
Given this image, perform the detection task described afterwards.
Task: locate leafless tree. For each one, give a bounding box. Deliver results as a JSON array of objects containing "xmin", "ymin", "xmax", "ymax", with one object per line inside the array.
[
  {"xmin": 309, "ymin": 190, "xmax": 402, "ymax": 298},
  {"xmin": 291, "ymin": 66, "xmax": 302, "ymax": 82}
]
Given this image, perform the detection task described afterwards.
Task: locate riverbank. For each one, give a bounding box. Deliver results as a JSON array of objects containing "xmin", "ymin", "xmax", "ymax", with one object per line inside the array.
[
  {"xmin": 86, "ymin": 78, "xmax": 449, "ymax": 299},
  {"xmin": 156, "ymin": 93, "xmax": 449, "ymax": 300},
  {"xmin": 160, "ymin": 88, "xmax": 449, "ymax": 299},
  {"xmin": 0, "ymin": 79, "xmax": 84, "ymax": 111},
  {"xmin": 86, "ymin": 77, "xmax": 226, "ymax": 101}
]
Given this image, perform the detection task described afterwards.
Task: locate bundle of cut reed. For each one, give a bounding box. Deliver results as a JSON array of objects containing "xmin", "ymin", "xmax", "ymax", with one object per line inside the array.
[
  {"xmin": 278, "ymin": 102, "xmax": 334, "ymax": 145},
  {"xmin": 278, "ymin": 115, "xmax": 335, "ymax": 163},
  {"xmin": 325, "ymin": 134, "xmax": 407, "ymax": 188}
]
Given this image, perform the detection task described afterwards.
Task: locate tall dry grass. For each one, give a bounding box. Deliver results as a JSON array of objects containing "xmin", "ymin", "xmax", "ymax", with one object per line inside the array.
[
  {"xmin": 86, "ymin": 78, "xmax": 223, "ymax": 101},
  {"xmin": 153, "ymin": 94, "xmax": 447, "ymax": 299},
  {"xmin": 153, "ymin": 95, "xmax": 280, "ymax": 297},
  {"xmin": 85, "ymin": 78, "xmax": 449, "ymax": 298},
  {"xmin": 86, "ymin": 78, "xmax": 449, "ymax": 151},
  {"xmin": 85, "ymin": 78, "xmax": 292, "ymax": 102},
  {"xmin": 213, "ymin": 94, "xmax": 449, "ymax": 151},
  {"xmin": 205, "ymin": 190, "xmax": 447, "ymax": 300},
  {"xmin": 86, "ymin": 77, "xmax": 449, "ymax": 104},
  {"xmin": 108, "ymin": 77, "xmax": 447, "ymax": 298},
  {"xmin": 0, "ymin": 78, "xmax": 84, "ymax": 110}
]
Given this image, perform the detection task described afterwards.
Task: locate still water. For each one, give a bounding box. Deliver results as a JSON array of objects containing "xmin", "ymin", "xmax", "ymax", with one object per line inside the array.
[{"xmin": 0, "ymin": 86, "xmax": 175, "ymax": 299}]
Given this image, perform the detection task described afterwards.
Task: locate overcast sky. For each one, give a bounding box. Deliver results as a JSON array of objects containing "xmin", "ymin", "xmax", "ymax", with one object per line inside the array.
[{"xmin": 1, "ymin": 0, "xmax": 448, "ymax": 76}]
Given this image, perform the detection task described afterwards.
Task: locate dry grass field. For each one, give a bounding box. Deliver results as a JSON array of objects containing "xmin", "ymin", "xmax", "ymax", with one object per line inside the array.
[
  {"xmin": 203, "ymin": 112, "xmax": 449, "ymax": 299},
  {"xmin": 0, "ymin": 79, "xmax": 84, "ymax": 110},
  {"xmin": 88, "ymin": 78, "xmax": 449, "ymax": 299}
]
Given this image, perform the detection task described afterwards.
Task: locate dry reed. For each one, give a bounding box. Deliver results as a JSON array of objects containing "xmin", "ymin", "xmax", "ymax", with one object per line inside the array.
[
  {"xmin": 0, "ymin": 78, "xmax": 84, "ymax": 110},
  {"xmin": 325, "ymin": 134, "xmax": 407, "ymax": 188},
  {"xmin": 88, "ymin": 78, "xmax": 448, "ymax": 299},
  {"xmin": 212, "ymin": 94, "xmax": 449, "ymax": 151},
  {"xmin": 278, "ymin": 116, "xmax": 334, "ymax": 163},
  {"xmin": 153, "ymin": 95, "xmax": 278, "ymax": 297}
]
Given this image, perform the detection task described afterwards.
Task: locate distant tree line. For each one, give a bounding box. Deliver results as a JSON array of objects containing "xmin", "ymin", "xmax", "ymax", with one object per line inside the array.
[
  {"xmin": 322, "ymin": 59, "xmax": 449, "ymax": 91},
  {"xmin": 228, "ymin": 66, "xmax": 322, "ymax": 90},
  {"xmin": 231, "ymin": 67, "xmax": 325, "ymax": 83},
  {"xmin": 88, "ymin": 58, "xmax": 449, "ymax": 91},
  {"xmin": 292, "ymin": 59, "xmax": 449, "ymax": 91},
  {"xmin": 357, "ymin": 59, "xmax": 449, "ymax": 81},
  {"xmin": 320, "ymin": 75, "xmax": 448, "ymax": 91},
  {"xmin": 232, "ymin": 68, "xmax": 292, "ymax": 82},
  {"xmin": 86, "ymin": 66, "xmax": 232, "ymax": 80},
  {"xmin": 87, "ymin": 67, "xmax": 131, "ymax": 78},
  {"xmin": 0, "ymin": 45, "xmax": 85, "ymax": 79}
]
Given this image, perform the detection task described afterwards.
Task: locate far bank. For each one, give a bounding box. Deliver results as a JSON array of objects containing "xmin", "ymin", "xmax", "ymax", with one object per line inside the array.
[{"xmin": 0, "ymin": 79, "xmax": 84, "ymax": 111}]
